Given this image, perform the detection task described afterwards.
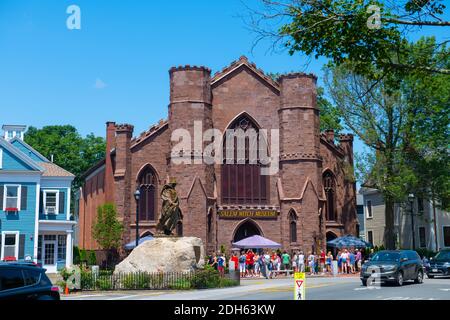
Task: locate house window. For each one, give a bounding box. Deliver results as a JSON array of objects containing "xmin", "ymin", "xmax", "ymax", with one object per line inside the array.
[
  {"xmin": 0, "ymin": 148, "xmax": 3, "ymax": 169},
  {"xmin": 444, "ymin": 227, "xmax": 450, "ymax": 247},
  {"xmin": 3, "ymin": 185, "xmax": 21, "ymax": 211},
  {"xmin": 1, "ymin": 232, "xmax": 19, "ymax": 260},
  {"xmin": 58, "ymin": 235, "xmax": 66, "ymax": 261},
  {"xmin": 221, "ymin": 114, "xmax": 269, "ymax": 205},
  {"xmin": 419, "ymin": 227, "xmax": 426, "ymax": 248},
  {"xmin": 137, "ymin": 166, "xmax": 158, "ymax": 221},
  {"xmin": 418, "ymin": 198, "xmax": 424, "ymax": 213},
  {"xmin": 44, "ymin": 190, "xmax": 59, "ymax": 215},
  {"xmin": 323, "ymin": 171, "xmax": 336, "ymax": 221},
  {"xmin": 366, "ymin": 200, "xmax": 373, "ymax": 219},
  {"xmin": 367, "ymin": 231, "xmax": 373, "ymax": 245}
]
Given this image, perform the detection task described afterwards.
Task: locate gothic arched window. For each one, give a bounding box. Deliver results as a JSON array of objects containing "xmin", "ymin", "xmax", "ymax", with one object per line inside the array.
[
  {"xmin": 137, "ymin": 165, "xmax": 157, "ymax": 221},
  {"xmin": 221, "ymin": 114, "xmax": 269, "ymax": 205},
  {"xmin": 323, "ymin": 171, "xmax": 336, "ymax": 221},
  {"xmin": 289, "ymin": 210, "xmax": 298, "ymax": 243}
]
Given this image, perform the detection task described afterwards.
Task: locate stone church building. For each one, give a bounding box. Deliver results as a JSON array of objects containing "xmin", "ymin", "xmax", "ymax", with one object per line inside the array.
[{"xmin": 78, "ymin": 56, "xmax": 358, "ymax": 255}]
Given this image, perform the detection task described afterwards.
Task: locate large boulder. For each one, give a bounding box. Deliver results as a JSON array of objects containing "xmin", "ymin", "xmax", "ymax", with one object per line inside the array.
[{"xmin": 114, "ymin": 237, "xmax": 205, "ymax": 274}]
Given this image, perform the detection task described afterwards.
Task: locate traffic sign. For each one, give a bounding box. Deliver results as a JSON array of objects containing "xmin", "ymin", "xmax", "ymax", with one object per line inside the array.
[{"xmin": 294, "ymin": 272, "xmax": 306, "ymax": 300}]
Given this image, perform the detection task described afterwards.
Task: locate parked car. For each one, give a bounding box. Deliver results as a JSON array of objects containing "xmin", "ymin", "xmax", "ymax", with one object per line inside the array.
[
  {"xmin": 426, "ymin": 249, "xmax": 450, "ymax": 278},
  {"xmin": 360, "ymin": 250, "xmax": 424, "ymax": 286},
  {"xmin": 0, "ymin": 263, "xmax": 60, "ymax": 300}
]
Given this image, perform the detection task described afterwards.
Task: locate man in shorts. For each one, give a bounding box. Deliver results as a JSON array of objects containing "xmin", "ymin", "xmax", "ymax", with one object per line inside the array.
[{"xmin": 239, "ymin": 251, "xmax": 247, "ymax": 278}]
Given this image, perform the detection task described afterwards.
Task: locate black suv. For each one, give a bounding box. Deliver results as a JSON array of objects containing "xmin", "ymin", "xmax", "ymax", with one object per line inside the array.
[
  {"xmin": 0, "ymin": 263, "xmax": 60, "ymax": 300},
  {"xmin": 360, "ymin": 250, "xmax": 424, "ymax": 286},
  {"xmin": 427, "ymin": 249, "xmax": 450, "ymax": 278}
]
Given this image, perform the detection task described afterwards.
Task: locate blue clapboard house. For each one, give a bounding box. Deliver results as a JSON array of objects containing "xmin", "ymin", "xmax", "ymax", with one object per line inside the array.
[{"xmin": 0, "ymin": 125, "xmax": 76, "ymax": 273}]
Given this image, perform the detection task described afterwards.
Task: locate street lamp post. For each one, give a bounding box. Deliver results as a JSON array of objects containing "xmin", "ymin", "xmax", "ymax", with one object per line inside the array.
[
  {"xmin": 134, "ymin": 189, "xmax": 141, "ymax": 249},
  {"xmin": 408, "ymin": 194, "xmax": 416, "ymax": 249}
]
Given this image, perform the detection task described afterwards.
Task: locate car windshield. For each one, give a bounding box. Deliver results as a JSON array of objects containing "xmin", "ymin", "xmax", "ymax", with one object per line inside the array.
[
  {"xmin": 371, "ymin": 252, "xmax": 400, "ymax": 262},
  {"xmin": 434, "ymin": 251, "xmax": 450, "ymax": 262}
]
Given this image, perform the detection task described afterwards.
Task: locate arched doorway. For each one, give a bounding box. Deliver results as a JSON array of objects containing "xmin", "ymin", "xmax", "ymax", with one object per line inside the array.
[
  {"xmin": 233, "ymin": 220, "xmax": 262, "ymax": 243},
  {"xmin": 326, "ymin": 231, "xmax": 338, "ymax": 255}
]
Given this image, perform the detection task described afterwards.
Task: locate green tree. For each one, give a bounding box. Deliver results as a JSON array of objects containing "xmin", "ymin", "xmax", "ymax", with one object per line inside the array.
[
  {"xmin": 249, "ymin": 0, "xmax": 450, "ymax": 77},
  {"xmin": 325, "ymin": 62, "xmax": 414, "ymax": 249},
  {"xmin": 92, "ymin": 203, "xmax": 123, "ymax": 268},
  {"xmin": 24, "ymin": 125, "xmax": 105, "ymax": 191}
]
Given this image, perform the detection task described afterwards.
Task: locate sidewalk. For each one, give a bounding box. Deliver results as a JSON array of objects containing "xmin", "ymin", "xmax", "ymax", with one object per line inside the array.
[{"xmin": 241, "ymin": 273, "xmax": 360, "ymax": 280}]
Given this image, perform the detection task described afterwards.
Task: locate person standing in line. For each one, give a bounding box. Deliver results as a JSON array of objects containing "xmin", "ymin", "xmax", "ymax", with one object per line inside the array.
[
  {"xmin": 337, "ymin": 251, "xmax": 343, "ymax": 274},
  {"xmin": 264, "ymin": 251, "xmax": 272, "ymax": 279},
  {"xmin": 282, "ymin": 251, "xmax": 291, "ymax": 273},
  {"xmin": 298, "ymin": 251, "xmax": 305, "ymax": 273},
  {"xmin": 254, "ymin": 252, "xmax": 260, "ymax": 277},
  {"xmin": 239, "ymin": 251, "xmax": 247, "ymax": 278},
  {"xmin": 210, "ymin": 252, "xmax": 218, "ymax": 271},
  {"xmin": 308, "ymin": 252, "xmax": 315, "ymax": 275},
  {"xmin": 246, "ymin": 249, "xmax": 255, "ymax": 278},
  {"xmin": 230, "ymin": 252, "xmax": 239, "ymax": 272},
  {"xmin": 259, "ymin": 253, "xmax": 268, "ymax": 279},
  {"xmin": 349, "ymin": 249, "xmax": 356, "ymax": 274},
  {"xmin": 355, "ymin": 249, "xmax": 362, "ymax": 272},
  {"xmin": 320, "ymin": 250, "xmax": 326, "ymax": 274},
  {"xmin": 293, "ymin": 252, "xmax": 298, "ymax": 272},
  {"xmin": 326, "ymin": 252, "xmax": 333, "ymax": 274},
  {"xmin": 217, "ymin": 253, "xmax": 226, "ymax": 277},
  {"xmin": 341, "ymin": 249, "xmax": 349, "ymax": 274}
]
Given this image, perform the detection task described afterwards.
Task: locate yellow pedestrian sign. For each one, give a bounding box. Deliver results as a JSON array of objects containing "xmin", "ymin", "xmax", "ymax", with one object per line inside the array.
[{"xmin": 294, "ymin": 272, "xmax": 306, "ymax": 300}]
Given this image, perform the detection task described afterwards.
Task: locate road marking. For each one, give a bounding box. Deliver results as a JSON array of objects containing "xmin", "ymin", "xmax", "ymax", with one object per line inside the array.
[{"xmin": 439, "ymin": 289, "xmax": 450, "ymax": 292}]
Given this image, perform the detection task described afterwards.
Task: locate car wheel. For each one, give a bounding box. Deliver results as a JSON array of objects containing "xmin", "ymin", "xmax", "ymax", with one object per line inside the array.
[
  {"xmin": 361, "ymin": 279, "xmax": 367, "ymax": 287},
  {"xmin": 415, "ymin": 270, "xmax": 424, "ymax": 284},
  {"xmin": 427, "ymin": 274, "xmax": 434, "ymax": 279},
  {"xmin": 396, "ymin": 271, "xmax": 404, "ymax": 286}
]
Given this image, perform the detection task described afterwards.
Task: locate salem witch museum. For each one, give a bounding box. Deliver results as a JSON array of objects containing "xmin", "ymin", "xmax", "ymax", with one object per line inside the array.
[{"xmin": 78, "ymin": 56, "xmax": 358, "ymax": 255}]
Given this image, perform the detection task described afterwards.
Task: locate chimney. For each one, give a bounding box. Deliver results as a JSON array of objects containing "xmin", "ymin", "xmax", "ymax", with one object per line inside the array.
[{"xmin": 104, "ymin": 122, "xmax": 116, "ymax": 203}]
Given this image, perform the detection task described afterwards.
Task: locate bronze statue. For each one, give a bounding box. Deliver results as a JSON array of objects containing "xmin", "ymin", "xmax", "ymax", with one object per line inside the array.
[{"xmin": 157, "ymin": 180, "xmax": 182, "ymax": 236}]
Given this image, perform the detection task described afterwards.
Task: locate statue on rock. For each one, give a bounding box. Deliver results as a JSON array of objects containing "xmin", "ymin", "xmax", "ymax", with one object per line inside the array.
[{"xmin": 157, "ymin": 179, "xmax": 182, "ymax": 236}]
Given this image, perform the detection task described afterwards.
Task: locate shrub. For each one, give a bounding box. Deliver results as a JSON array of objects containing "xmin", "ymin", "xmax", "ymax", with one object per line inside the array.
[
  {"xmin": 192, "ymin": 269, "xmax": 221, "ymax": 289},
  {"xmin": 88, "ymin": 251, "xmax": 97, "ymax": 266},
  {"xmin": 121, "ymin": 273, "xmax": 152, "ymax": 290},
  {"xmin": 96, "ymin": 277, "xmax": 113, "ymax": 291},
  {"xmin": 168, "ymin": 279, "xmax": 192, "ymax": 290},
  {"xmin": 73, "ymin": 247, "xmax": 81, "ymax": 265}
]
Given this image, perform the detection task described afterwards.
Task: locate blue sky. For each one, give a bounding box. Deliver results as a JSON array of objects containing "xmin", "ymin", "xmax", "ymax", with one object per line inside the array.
[{"xmin": 0, "ymin": 0, "xmax": 448, "ymax": 169}]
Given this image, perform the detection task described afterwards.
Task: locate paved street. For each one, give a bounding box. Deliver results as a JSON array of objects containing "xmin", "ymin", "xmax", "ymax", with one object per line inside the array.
[{"xmin": 62, "ymin": 276, "xmax": 450, "ymax": 301}]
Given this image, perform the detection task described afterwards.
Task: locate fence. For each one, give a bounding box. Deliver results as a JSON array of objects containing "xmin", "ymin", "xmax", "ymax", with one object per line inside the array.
[{"xmin": 79, "ymin": 270, "xmax": 240, "ymax": 291}]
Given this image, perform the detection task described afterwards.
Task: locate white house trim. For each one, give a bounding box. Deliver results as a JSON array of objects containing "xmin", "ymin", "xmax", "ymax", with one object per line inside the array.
[
  {"xmin": 0, "ymin": 147, "xmax": 3, "ymax": 169},
  {"xmin": 34, "ymin": 182, "xmax": 40, "ymax": 263},
  {"xmin": 1, "ymin": 231, "xmax": 20, "ymax": 260},
  {"xmin": 42, "ymin": 189, "xmax": 60, "ymax": 215},
  {"xmin": 2, "ymin": 184, "xmax": 22, "ymax": 211}
]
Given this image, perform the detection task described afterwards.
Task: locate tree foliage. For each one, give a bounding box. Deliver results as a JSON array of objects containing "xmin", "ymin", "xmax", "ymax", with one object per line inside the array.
[
  {"xmin": 24, "ymin": 125, "xmax": 105, "ymax": 191},
  {"xmin": 325, "ymin": 38, "xmax": 449, "ymax": 248},
  {"xmin": 92, "ymin": 203, "xmax": 123, "ymax": 251},
  {"xmin": 248, "ymin": 0, "xmax": 450, "ymax": 77}
]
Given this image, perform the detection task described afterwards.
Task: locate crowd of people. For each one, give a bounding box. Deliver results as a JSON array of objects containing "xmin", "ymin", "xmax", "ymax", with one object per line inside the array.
[{"xmin": 207, "ymin": 248, "xmax": 372, "ymax": 279}]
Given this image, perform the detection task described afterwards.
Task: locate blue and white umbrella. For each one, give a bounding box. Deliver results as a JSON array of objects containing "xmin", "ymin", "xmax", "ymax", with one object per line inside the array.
[{"xmin": 327, "ymin": 235, "xmax": 373, "ymax": 249}]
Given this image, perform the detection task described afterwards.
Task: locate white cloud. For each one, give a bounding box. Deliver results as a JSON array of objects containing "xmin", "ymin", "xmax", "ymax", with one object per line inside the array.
[{"xmin": 94, "ymin": 78, "xmax": 107, "ymax": 89}]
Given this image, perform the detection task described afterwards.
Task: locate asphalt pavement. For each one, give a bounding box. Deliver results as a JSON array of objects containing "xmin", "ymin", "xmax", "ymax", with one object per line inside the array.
[{"xmin": 62, "ymin": 275, "xmax": 450, "ymax": 301}]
